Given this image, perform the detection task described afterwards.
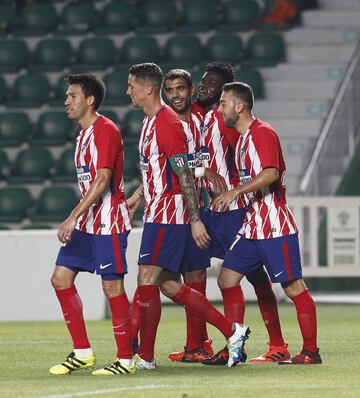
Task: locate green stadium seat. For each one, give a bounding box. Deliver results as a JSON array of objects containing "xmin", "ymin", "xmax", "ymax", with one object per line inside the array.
[
  {"xmin": 0, "ymin": 39, "xmax": 28, "ymax": 72},
  {"xmin": 176, "ymin": 0, "xmax": 218, "ymax": 33},
  {"xmin": 0, "ymin": 3, "xmax": 15, "ymax": 35},
  {"xmin": 123, "ymin": 110, "xmax": 144, "ymax": 145},
  {"xmin": 52, "ymin": 148, "xmax": 77, "ymax": 183},
  {"xmin": 95, "ymin": 1, "xmax": 136, "ymax": 34},
  {"xmin": 30, "ymin": 112, "xmax": 76, "ymax": 146},
  {"xmin": 0, "ymin": 76, "xmax": 7, "ymax": 103},
  {"xmin": 0, "ymin": 150, "xmax": 9, "ymax": 178},
  {"xmin": 123, "ymin": 145, "xmax": 139, "ymax": 182},
  {"xmin": 49, "ymin": 74, "xmax": 68, "ymax": 107},
  {"xmin": 235, "ymin": 69, "xmax": 265, "ymax": 99},
  {"xmin": 30, "ymin": 39, "xmax": 72, "ymax": 72},
  {"xmin": 12, "ymin": 3, "xmax": 57, "ymax": 36},
  {"xmin": 30, "ymin": 186, "xmax": 79, "ymax": 222},
  {"xmin": 103, "ymin": 71, "xmax": 130, "ymax": 106},
  {"xmin": 72, "ymin": 37, "xmax": 115, "ymax": 72},
  {"xmin": 0, "ymin": 187, "xmax": 33, "ymax": 222},
  {"xmin": 8, "ymin": 148, "xmax": 53, "ymax": 183},
  {"xmin": 162, "ymin": 35, "xmax": 203, "ymax": 70},
  {"xmin": 0, "ymin": 112, "xmax": 31, "ymax": 146},
  {"xmin": 57, "ymin": 1, "xmax": 98, "ymax": 35},
  {"xmin": 243, "ymin": 33, "xmax": 286, "ymax": 68},
  {"xmin": 119, "ymin": 36, "xmax": 160, "ymax": 69},
  {"xmin": 136, "ymin": 0, "xmax": 177, "ymax": 34},
  {"xmin": 206, "ymin": 34, "xmax": 243, "ymax": 64},
  {"xmin": 190, "ymin": 66, "xmax": 205, "ymax": 87},
  {"xmin": 7, "ymin": 73, "xmax": 50, "ymax": 107},
  {"xmin": 217, "ymin": 0, "xmax": 260, "ymax": 32}
]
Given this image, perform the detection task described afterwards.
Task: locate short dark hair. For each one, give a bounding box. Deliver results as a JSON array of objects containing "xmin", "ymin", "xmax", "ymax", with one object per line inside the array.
[
  {"xmin": 129, "ymin": 63, "xmax": 163, "ymax": 91},
  {"xmin": 164, "ymin": 69, "xmax": 192, "ymax": 88},
  {"xmin": 223, "ymin": 82, "xmax": 254, "ymax": 111},
  {"xmin": 205, "ymin": 62, "xmax": 234, "ymax": 84},
  {"xmin": 66, "ymin": 73, "xmax": 106, "ymax": 110}
]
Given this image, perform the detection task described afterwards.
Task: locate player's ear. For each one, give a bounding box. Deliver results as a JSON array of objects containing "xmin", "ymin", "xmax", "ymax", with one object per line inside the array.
[
  {"xmin": 145, "ymin": 84, "xmax": 153, "ymax": 95},
  {"xmin": 191, "ymin": 85, "xmax": 196, "ymax": 96},
  {"xmin": 236, "ymin": 102, "xmax": 244, "ymax": 114},
  {"xmin": 87, "ymin": 95, "xmax": 96, "ymax": 108}
]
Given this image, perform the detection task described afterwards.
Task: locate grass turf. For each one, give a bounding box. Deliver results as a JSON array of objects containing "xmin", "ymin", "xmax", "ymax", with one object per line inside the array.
[{"xmin": 0, "ymin": 303, "xmax": 359, "ymax": 398}]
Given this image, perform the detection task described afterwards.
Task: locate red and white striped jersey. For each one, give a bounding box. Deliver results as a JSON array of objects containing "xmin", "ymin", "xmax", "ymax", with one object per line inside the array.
[
  {"xmin": 74, "ymin": 115, "xmax": 131, "ymax": 235},
  {"xmin": 200, "ymin": 107, "xmax": 245, "ymax": 211},
  {"xmin": 139, "ymin": 105, "xmax": 189, "ymax": 224},
  {"xmin": 236, "ymin": 118, "xmax": 298, "ymax": 239}
]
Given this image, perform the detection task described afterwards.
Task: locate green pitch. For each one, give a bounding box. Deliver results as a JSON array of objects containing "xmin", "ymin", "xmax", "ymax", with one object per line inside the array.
[{"xmin": 0, "ymin": 304, "xmax": 359, "ymax": 398}]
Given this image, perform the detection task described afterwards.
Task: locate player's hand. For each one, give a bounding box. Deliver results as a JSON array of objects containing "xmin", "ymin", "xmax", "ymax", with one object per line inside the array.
[
  {"xmin": 212, "ymin": 188, "xmax": 239, "ymax": 212},
  {"xmin": 191, "ymin": 220, "xmax": 211, "ymax": 249},
  {"xmin": 57, "ymin": 215, "xmax": 77, "ymax": 244},
  {"xmin": 204, "ymin": 168, "xmax": 228, "ymax": 195}
]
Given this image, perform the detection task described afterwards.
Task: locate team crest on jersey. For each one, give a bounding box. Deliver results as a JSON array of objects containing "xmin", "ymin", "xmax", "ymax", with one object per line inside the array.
[
  {"xmin": 200, "ymin": 123, "xmax": 209, "ymax": 135},
  {"xmin": 174, "ymin": 155, "xmax": 185, "ymax": 168}
]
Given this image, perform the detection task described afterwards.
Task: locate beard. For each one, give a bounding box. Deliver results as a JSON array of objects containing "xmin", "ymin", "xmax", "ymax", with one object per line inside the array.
[
  {"xmin": 196, "ymin": 92, "xmax": 221, "ymax": 107},
  {"xmin": 223, "ymin": 112, "xmax": 239, "ymax": 128}
]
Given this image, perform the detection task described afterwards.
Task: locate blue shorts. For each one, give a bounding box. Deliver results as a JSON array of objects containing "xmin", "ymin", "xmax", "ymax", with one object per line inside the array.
[
  {"xmin": 204, "ymin": 208, "xmax": 246, "ymax": 259},
  {"xmin": 138, "ymin": 223, "xmax": 189, "ymax": 273},
  {"xmin": 183, "ymin": 208, "xmax": 211, "ymax": 273},
  {"xmin": 56, "ymin": 229, "xmax": 129, "ymax": 280},
  {"xmin": 223, "ymin": 233, "xmax": 303, "ymax": 283}
]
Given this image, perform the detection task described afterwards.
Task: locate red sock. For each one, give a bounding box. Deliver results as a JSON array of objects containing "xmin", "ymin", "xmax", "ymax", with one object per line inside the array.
[
  {"xmin": 55, "ymin": 285, "xmax": 90, "ymax": 349},
  {"xmin": 109, "ymin": 293, "xmax": 132, "ymax": 359},
  {"xmin": 221, "ymin": 286, "xmax": 245, "ymax": 323},
  {"xmin": 130, "ymin": 287, "xmax": 140, "ymax": 344},
  {"xmin": 172, "ymin": 285, "xmax": 233, "ymax": 339},
  {"xmin": 291, "ymin": 289, "xmax": 318, "ymax": 353},
  {"xmin": 254, "ymin": 280, "xmax": 285, "ymax": 347},
  {"xmin": 185, "ymin": 282, "xmax": 208, "ymax": 350},
  {"xmin": 138, "ymin": 285, "xmax": 161, "ymax": 362}
]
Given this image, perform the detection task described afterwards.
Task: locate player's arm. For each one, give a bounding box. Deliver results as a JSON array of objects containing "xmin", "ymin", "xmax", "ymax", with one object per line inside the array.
[
  {"xmin": 57, "ymin": 168, "xmax": 112, "ymax": 243},
  {"xmin": 213, "ymin": 168, "xmax": 279, "ymax": 212},
  {"xmin": 127, "ymin": 183, "xmax": 144, "ymax": 218},
  {"xmin": 194, "ymin": 167, "xmax": 228, "ymax": 194},
  {"xmin": 170, "ymin": 154, "xmax": 211, "ymax": 249}
]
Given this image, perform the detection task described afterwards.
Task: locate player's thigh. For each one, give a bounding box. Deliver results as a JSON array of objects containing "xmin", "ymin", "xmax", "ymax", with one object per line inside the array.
[{"xmin": 138, "ymin": 264, "xmax": 163, "ymax": 285}]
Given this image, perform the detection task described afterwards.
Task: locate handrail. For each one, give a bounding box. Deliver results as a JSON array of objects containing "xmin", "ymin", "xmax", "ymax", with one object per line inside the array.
[{"xmin": 299, "ymin": 41, "xmax": 360, "ymax": 195}]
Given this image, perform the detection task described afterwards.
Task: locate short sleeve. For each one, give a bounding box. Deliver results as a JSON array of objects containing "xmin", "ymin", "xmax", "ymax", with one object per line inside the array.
[
  {"xmin": 94, "ymin": 122, "xmax": 120, "ymax": 170},
  {"xmin": 156, "ymin": 109, "xmax": 187, "ymax": 158},
  {"xmin": 252, "ymin": 127, "xmax": 280, "ymax": 169}
]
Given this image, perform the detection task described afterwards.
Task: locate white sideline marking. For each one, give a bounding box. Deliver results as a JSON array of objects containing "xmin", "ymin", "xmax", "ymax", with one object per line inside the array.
[{"xmin": 39, "ymin": 384, "xmax": 173, "ymax": 398}]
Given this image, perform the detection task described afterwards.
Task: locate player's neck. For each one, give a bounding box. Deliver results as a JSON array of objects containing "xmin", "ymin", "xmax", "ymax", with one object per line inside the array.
[
  {"xmin": 237, "ymin": 114, "xmax": 256, "ymax": 136},
  {"xmin": 176, "ymin": 107, "xmax": 191, "ymax": 122},
  {"xmin": 143, "ymin": 97, "xmax": 163, "ymax": 118},
  {"xmin": 78, "ymin": 111, "xmax": 98, "ymax": 130}
]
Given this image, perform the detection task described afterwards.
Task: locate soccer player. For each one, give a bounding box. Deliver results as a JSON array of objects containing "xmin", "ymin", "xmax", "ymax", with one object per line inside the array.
[
  {"xmin": 49, "ymin": 74, "xmax": 136, "ymax": 376},
  {"xmin": 194, "ymin": 62, "xmax": 290, "ymax": 365},
  {"xmin": 213, "ymin": 82, "xmax": 321, "ymax": 365},
  {"xmin": 126, "ymin": 62, "xmax": 250, "ymax": 369}
]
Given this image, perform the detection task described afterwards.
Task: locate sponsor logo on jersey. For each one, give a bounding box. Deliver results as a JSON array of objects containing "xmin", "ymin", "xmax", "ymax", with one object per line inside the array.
[
  {"xmin": 187, "ymin": 146, "xmax": 210, "ymax": 168},
  {"xmin": 139, "ymin": 154, "xmax": 149, "ymax": 171},
  {"xmin": 76, "ymin": 165, "xmax": 92, "ymax": 182},
  {"xmin": 239, "ymin": 168, "xmax": 252, "ymax": 184}
]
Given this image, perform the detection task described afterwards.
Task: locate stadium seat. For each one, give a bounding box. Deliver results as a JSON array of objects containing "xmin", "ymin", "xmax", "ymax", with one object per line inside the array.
[
  {"xmin": 235, "ymin": 69, "xmax": 265, "ymax": 99},
  {"xmin": 0, "ymin": 2, "xmax": 14, "ymax": 35},
  {"xmin": 7, "ymin": 73, "xmax": 50, "ymax": 108},
  {"xmin": 30, "ymin": 112, "xmax": 76, "ymax": 146},
  {"xmin": 206, "ymin": 35, "xmax": 243, "ymax": 64},
  {"xmin": 123, "ymin": 110, "xmax": 144, "ymax": 145},
  {"xmin": 119, "ymin": 36, "xmax": 160, "ymax": 69},
  {"xmin": 0, "ymin": 187, "xmax": 33, "ymax": 222},
  {"xmin": 52, "ymin": 148, "xmax": 77, "ymax": 183},
  {"xmin": 30, "ymin": 186, "xmax": 79, "ymax": 222},
  {"xmin": 162, "ymin": 36, "xmax": 203, "ymax": 70},
  {"xmin": 190, "ymin": 66, "xmax": 205, "ymax": 87},
  {"xmin": 123, "ymin": 145, "xmax": 140, "ymax": 182},
  {"xmin": 72, "ymin": 37, "xmax": 115, "ymax": 72},
  {"xmin": 95, "ymin": 1, "xmax": 136, "ymax": 34},
  {"xmin": 176, "ymin": 0, "xmax": 218, "ymax": 33},
  {"xmin": 57, "ymin": 1, "xmax": 98, "ymax": 35},
  {"xmin": 49, "ymin": 74, "xmax": 68, "ymax": 107},
  {"xmin": 8, "ymin": 148, "xmax": 53, "ymax": 183},
  {"xmin": 0, "ymin": 76, "xmax": 7, "ymax": 103},
  {"xmin": 243, "ymin": 33, "xmax": 286, "ymax": 68},
  {"xmin": 103, "ymin": 71, "xmax": 130, "ymax": 106},
  {"xmin": 0, "ymin": 39, "xmax": 28, "ymax": 72},
  {"xmin": 136, "ymin": 0, "xmax": 177, "ymax": 34},
  {"xmin": 0, "ymin": 150, "xmax": 9, "ymax": 178},
  {"xmin": 12, "ymin": 3, "xmax": 57, "ymax": 35},
  {"xmin": 31, "ymin": 39, "xmax": 72, "ymax": 72},
  {"xmin": 0, "ymin": 112, "xmax": 31, "ymax": 146},
  {"xmin": 217, "ymin": 0, "xmax": 260, "ymax": 32}
]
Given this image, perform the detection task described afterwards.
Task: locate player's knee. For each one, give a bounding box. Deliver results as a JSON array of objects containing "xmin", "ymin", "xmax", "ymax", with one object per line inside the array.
[
  {"xmin": 50, "ymin": 274, "xmax": 67, "ymax": 290},
  {"xmin": 184, "ymin": 269, "xmax": 206, "ymax": 284},
  {"xmin": 246, "ymin": 266, "xmax": 269, "ymax": 286},
  {"xmin": 137, "ymin": 267, "xmax": 157, "ymax": 285},
  {"xmin": 282, "ymin": 278, "xmax": 306, "ymax": 298},
  {"xmin": 160, "ymin": 280, "xmax": 179, "ymax": 298}
]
